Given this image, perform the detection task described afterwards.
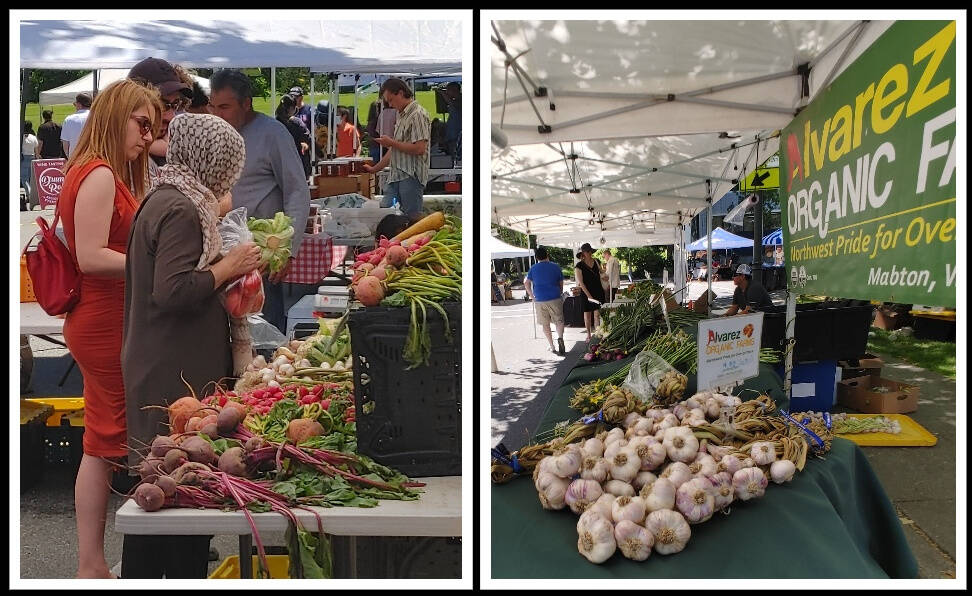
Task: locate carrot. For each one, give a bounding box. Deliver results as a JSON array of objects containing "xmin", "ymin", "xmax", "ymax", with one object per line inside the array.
[{"xmin": 392, "ymin": 211, "xmax": 445, "ymax": 242}]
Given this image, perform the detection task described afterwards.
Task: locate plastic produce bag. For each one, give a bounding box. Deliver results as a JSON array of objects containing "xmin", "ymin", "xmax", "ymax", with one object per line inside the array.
[
  {"xmin": 217, "ymin": 207, "xmax": 265, "ymax": 318},
  {"xmin": 623, "ymin": 350, "xmax": 688, "ymax": 406},
  {"xmin": 248, "ymin": 314, "xmax": 288, "ymax": 351}
]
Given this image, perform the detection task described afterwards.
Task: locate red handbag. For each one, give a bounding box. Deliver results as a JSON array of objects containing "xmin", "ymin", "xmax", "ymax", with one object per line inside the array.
[{"xmin": 23, "ymin": 207, "xmax": 82, "ymax": 316}]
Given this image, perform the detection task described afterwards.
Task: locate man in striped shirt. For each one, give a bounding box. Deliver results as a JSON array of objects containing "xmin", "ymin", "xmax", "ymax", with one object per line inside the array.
[{"xmin": 364, "ymin": 78, "xmax": 430, "ymax": 221}]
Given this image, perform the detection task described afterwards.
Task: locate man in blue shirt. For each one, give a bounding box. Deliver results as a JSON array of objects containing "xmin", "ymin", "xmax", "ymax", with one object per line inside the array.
[{"xmin": 525, "ymin": 247, "xmax": 567, "ymax": 356}]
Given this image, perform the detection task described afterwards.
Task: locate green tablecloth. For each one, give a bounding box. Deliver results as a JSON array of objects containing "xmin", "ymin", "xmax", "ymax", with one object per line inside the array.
[{"xmin": 491, "ymin": 358, "xmax": 918, "ymax": 579}]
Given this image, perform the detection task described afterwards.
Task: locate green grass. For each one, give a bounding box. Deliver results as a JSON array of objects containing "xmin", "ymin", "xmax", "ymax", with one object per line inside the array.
[
  {"xmin": 23, "ymin": 90, "xmax": 445, "ymax": 128},
  {"xmin": 866, "ymin": 327, "xmax": 956, "ymax": 379}
]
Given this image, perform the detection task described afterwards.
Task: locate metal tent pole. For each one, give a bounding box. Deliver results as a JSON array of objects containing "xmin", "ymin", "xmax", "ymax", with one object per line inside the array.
[
  {"xmin": 271, "ymin": 67, "xmax": 276, "ymax": 117},
  {"xmin": 784, "ymin": 289, "xmax": 796, "ymax": 399},
  {"xmin": 706, "ymin": 191, "xmax": 713, "ymax": 302},
  {"xmin": 310, "ymin": 75, "xmax": 316, "ymax": 165}
]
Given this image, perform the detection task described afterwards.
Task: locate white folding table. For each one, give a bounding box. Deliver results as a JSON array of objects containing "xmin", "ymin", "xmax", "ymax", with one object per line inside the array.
[{"xmin": 114, "ymin": 475, "xmax": 461, "ymax": 578}]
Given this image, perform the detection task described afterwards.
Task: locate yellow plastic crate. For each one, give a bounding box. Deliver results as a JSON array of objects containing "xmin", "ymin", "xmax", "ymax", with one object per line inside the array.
[
  {"xmin": 21, "ymin": 256, "xmax": 36, "ymax": 302},
  {"xmin": 21, "ymin": 400, "xmax": 54, "ymax": 426},
  {"xmin": 209, "ymin": 555, "xmax": 290, "ymax": 579},
  {"xmin": 24, "ymin": 397, "xmax": 86, "ymax": 427},
  {"xmin": 836, "ymin": 414, "xmax": 938, "ymax": 447}
]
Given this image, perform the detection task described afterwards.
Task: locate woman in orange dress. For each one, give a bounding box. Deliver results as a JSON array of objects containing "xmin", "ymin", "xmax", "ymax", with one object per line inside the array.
[{"xmin": 58, "ymin": 79, "xmax": 162, "ymax": 579}]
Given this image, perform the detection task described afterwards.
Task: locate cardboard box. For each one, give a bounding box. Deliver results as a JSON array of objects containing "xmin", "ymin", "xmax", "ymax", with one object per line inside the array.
[
  {"xmin": 691, "ymin": 290, "xmax": 717, "ymax": 314},
  {"xmin": 838, "ymin": 353, "xmax": 884, "ymax": 381},
  {"xmin": 873, "ymin": 306, "xmax": 905, "ymax": 330},
  {"xmin": 351, "ymin": 173, "xmax": 373, "ymax": 198},
  {"xmin": 837, "ymin": 375, "xmax": 919, "ymax": 414},
  {"xmin": 314, "ymin": 175, "xmax": 359, "ymax": 199}
]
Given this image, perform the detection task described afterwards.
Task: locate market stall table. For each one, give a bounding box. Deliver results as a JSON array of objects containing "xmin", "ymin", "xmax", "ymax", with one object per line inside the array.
[
  {"xmin": 491, "ymin": 353, "xmax": 918, "ymax": 579},
  {"xmin": 115, "ymin": 475, "xmax": 460, "ymax": 578},
  {"xmin": 20, "ymin": 301, "xmax": 77, "ymax": 388}
]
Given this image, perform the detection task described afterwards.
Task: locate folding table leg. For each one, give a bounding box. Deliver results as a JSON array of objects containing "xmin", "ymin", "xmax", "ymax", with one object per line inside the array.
[
  {"xmin": 239, "ymin": 534, "xmax": 252, "ymax": 579},
  {"xmin": 330, "ymin": 536, "xmax": 356, "ymax": 578},
  {"xmin": 58, "ymin": 358, "xmax": 76, "ymax": 387}
]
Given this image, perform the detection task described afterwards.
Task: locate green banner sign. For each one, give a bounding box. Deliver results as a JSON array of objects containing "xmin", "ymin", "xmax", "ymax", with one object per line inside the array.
[{"xmin": 781, "ymin": 21, "xmax": 956, "ymax": 307}]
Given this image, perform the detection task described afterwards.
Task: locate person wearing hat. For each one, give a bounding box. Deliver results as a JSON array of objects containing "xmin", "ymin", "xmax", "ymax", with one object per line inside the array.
[
  {"xmin": 127, "ymin": 57, "xmax": 194, "ymax": 179},
  {"xmin": 724, "ymin": 263, "xmax": 774, "ymax": 316},
  {"xmin": 288, "ymin": 86, "xmax": 313, "ymax": 132},
  {"xmin": 574, "ymin": 243, "xmax": 606, "ymax": 342}
]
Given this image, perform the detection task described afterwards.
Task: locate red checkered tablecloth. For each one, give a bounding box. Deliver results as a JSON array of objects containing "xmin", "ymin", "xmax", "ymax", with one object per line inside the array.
[{"xmin": 283, "ymin": 234, "xmax": 348, "ymax": 284}]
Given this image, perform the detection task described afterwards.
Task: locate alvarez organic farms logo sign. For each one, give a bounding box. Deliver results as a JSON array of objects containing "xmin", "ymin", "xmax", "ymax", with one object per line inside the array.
[
  {"xmin": 781, "ymin": 21, "xmax": 956, "ymax": 307},
  {"xmin": 697, "ymin": 313, "xmax": 764, "ymax": 392}
]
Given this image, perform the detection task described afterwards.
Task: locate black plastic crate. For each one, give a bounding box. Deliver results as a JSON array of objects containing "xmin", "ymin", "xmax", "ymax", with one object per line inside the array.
[
  {"xmin": 44, "ymin": 423, "xmax": 85, "ymax": 468},
  {"xmin": 761, "ymin": 301, "xmax": 872, "ymax": 362},
  {"xmin": 353, "ymin": 536, "xmax": 461, "ymax": 579},
  {"xmin": 913, "ymin": 316, "xmax": 956, "ymax": 342},
  {"xmin": 348, "ymin": 303, "xmax": 461, "ymax": 478},
  {"xmin": 20, "ymin": 402, "xmax": 51, "ymax": 490}
]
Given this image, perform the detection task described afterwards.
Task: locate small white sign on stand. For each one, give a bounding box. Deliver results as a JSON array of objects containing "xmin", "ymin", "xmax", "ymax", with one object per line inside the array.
[{"xmin": 696, "ymin": 312, "xmax": 764, "ymax": 392}]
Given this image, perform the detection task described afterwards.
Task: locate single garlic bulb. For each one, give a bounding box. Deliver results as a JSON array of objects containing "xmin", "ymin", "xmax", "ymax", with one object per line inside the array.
[
  {"xmin": 623, "ymin": 411, "xmax": 643, "ymax": 429},
  {"xmin": 613, "ymin": 520, "xmax": 654, "ymax": 561},
  {"xmin": 609, "ymin": 446, "xmax": 641, "ymax": 483},
  {"xmin": 706, "ymin": 444, "xmax": 731, "ymax": 460},
  {"xmin": 732, "ymin": 467, "xmax": 768, "ymax": 501},
  {"xmin": 717, "ymin": 454, "xmax": 742, "ymax": 475},
  {"xmin": 672, "ymin": 404, "xmax": 689, "ymax": 421},
  {"xmin": 576, "ymin": 512, "xmax": 617, "ymax": 564},
  {"xmin": 565, "ymin": 478, "xmax": 603, "ymax": 515},
  {"xmin": 580, "ymin": 456, "xmax": 611, "ymax": 483},
  {"xmin": 552, "ymin": 447, "xmax": 584, "ymax": 478},
  {"xmin": 662, "ymin": 427, "xmax": 700, "ymax": 463},
  {"xmin": 603, "ymin": 427, "xmax": 625, "ymax": 447},
  {"xmin": 630, "ymin": 418, "xmax": 655, "ymax": 437},
  {"xmin": 683, "ymin": 396, "xmax": 703, "ymax": 410},
  {"xmin": 770, "ymin": 459, "xmax": 796, "ymax": 484},
  {"xmin": 533, "ymin": 456, "xmax": 556, "ymax": 486},
  {"xmin": 688, "ymin": 454, "xmax": 718, "ymax": 477},
  {"xmin": 641, "ymin": 477, "xmax": 676, "ymax": 512},
  {"xmin": 603, "ymin": 439, "xmax": 628, "ymax": 461},
  {"xmin": 655, "ymin": 413, "xmax": 680, "ymax": 432},
  {"xmin": 602, "ymin": 479, "xmax": 636, "ymax": 497},
  {"xmin": 675, "ymin": 477, "xmax": 716, "ymax": 524},
  {"xmin": 632, "ymin": 471, "xmax": 658, "ymax": 492},
  {"xmin": 587, "ymin": 493, "xmax": 616, "ymax": 521},
  {"xmin": 705, "ymin": 397, "xmax": 722, "ymax": 420},
  {"xmin": 708, "ymin": 471, "xmax": 734, "ymax": 510},
  {"xmin": 645, "ymin": 509, "xmax": 691, "ymax": 555},
  {"xmin": 581, "ymin": 437, "xmax": 605, "ymax": 459},
  {"xmin": 750, "ymin": 441, "xmax": 777, "ymax": 466},
  {"xmin": 659, "ymin": 461, "xmax": 693, "ymax": 489},
  {"xmin": 611, "ymin": 494, "xmax": 647, "ymax": 524},
  {"xmin": 644, "ymin": 408, "xmax": 669, "ymax": 422},
  {"xmin": 536, "ymin": 472, "xmax": 570, "ymax": 510}
]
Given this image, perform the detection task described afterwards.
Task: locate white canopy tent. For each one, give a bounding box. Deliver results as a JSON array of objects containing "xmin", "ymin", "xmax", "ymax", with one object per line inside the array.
[
  {"xmin": 491, "ymin": 18, "xmax": 895, "ymax": 389},
  {"xmin": 21, "ymin": 18, "xmax": 461, "ymax": 164},
  {"xmin": 20, "ymin": 20, "xmax": 462, "ymax": 73},
  {"xmin": 39, "ymin": 69, "xmax": 210, "ymax": 106},
  {"xmin": 490, "ymin": 236, "xmax": 534, "ymax": 259}
]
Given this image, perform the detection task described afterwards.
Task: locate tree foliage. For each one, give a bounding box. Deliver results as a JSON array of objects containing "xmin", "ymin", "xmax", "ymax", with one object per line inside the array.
[{"xmin": 613, "ymin": 246, "xmax": 673, "ymax": 277}]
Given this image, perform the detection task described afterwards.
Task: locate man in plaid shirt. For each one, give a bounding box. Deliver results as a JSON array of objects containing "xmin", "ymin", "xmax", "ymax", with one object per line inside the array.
[{"xmin": 364, "ymin": 78, "xmax": 430, "ymax": 221}]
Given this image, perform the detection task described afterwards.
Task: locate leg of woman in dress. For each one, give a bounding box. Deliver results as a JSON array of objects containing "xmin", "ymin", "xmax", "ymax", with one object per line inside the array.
[
  {"xmin": 584, "ymin": 311, "xmax": 593, "ymax": 342},
  {"xmin": 75, "ymin": 455, "xmax": 118, "ymax": 578}
]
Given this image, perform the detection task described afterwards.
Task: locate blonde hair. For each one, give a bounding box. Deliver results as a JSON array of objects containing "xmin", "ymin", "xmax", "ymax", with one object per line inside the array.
[{"xmin": 64, "ymin": 79, "xmax": 163, "ymax": 200}]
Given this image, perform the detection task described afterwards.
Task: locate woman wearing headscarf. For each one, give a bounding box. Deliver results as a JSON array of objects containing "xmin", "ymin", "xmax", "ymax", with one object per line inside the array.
[{"xmin": 120, "ymin": 113, "xmax": 262, "ymax": 578}]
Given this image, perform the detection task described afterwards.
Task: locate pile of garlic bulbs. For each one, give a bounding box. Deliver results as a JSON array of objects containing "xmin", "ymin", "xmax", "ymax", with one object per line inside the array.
[{"xmin": 534, "ymin": 391, "xmax": 805, "ymax": 564}]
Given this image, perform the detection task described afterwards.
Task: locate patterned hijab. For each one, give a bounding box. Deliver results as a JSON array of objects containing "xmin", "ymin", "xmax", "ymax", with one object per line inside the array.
[
  {"xmin": 150, "ymin": 113, "xmax": 253, "ymax": 375},
  {"xmin": 150, "ymin": 113, "xmax": 246, "ymax": 270}
]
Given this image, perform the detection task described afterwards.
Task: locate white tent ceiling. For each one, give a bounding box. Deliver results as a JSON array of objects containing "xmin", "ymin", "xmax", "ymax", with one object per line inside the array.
[
  {"xmin": 490, "ymin": 19, "xmax": 894, "ymax": 247},
  {"xmin": 39, "ymin": 69, "xmax": 209, "ymax": 106},
  {"xmin": 20, "ymin": 20, "xmax": 462, "ymax": 73}
]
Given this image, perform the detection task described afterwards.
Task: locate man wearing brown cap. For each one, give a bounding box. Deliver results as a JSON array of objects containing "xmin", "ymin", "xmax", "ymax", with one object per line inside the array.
[{"xmin": 127, "ymin": 57, "xmax": 193, "ymax": 178}]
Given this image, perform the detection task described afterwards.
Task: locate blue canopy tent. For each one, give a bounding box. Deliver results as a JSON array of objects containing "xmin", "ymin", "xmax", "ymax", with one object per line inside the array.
[
  {"xmin": 686, "ymin": 227, "xmax": 753, "ymax": 251},
  {"xmin": 763, "ymin": 228, "xmax": 783, "ymax": 246}
]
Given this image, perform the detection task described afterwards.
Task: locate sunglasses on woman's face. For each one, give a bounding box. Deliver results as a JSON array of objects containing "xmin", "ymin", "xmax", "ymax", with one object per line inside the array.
[
  {"xmin": 130, "ymin": 115, "xmax": 153, "ymax": 136},
  {"xmin": 161, "ymin": 97, "xmax": 190, "ymax": 112}
]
